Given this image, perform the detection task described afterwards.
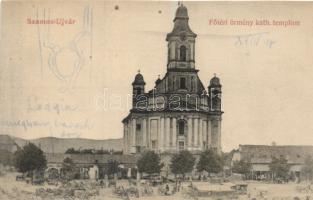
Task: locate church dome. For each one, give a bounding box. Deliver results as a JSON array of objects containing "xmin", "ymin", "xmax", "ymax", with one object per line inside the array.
[
  {"xmin": 132, "ymin": 72, "xmax": 145, "ymax": 85},
  {"xmin": 175, "ymin": 4, "xmax": 189, "ymax": 20},
  {"xmin": 210, "ymin": 75, "xmax": 221, "ymax": 86}
]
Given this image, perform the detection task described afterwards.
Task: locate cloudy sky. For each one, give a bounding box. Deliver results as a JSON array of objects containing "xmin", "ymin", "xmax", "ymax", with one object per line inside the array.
[{"xmin": 1, "ymin": 1, "xmax": 313, "ymax": 151}]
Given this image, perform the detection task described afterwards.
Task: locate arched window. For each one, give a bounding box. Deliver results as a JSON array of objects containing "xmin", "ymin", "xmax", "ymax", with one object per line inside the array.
[
  {"xmin": 180, "ymin": 46, "xmax": 186, "ymax": 61},
  {"xmin": 178, "ymin": 120, "xmax": 185, "ymax": 135},
  {"xmin": 180, "ymin": 77, "xmax": 186, "ymax": 89},
  {"xmin": 136, "ymin": 88, "xmax": 142, "ymax": 95}
]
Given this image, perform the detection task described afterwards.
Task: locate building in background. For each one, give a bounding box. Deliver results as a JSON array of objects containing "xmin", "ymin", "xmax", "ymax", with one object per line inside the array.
[
  {"xmin": 0, "ymin": 135, "xmax": 19, "ymax": 167},
  {"xmin": 0, "ymin": 135, "xmax": 19, "ymax": 153},
  {"xmin": 123, "ymin": 4, "xmax": 223, "ymax": 154},
  {"xmin": 45, "ymin": 153, "xmax": 137, "ymax": 180},
  {"xmin": 232, "ymin": 145, "xmax": 313, "ymax": 181}
]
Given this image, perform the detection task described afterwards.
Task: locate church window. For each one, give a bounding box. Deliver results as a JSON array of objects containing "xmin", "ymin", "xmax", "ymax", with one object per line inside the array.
[
  {"xmin": 179, "ymin": 141, "xmax": 184, "ymax": 151},
  {"xmin": 135, "ymin": 123, "xmax": 142, "ymax": 147},
  {"xmin": 178, "ymin": 120, "xmax": 185, "ymax": 135},
  {"xmin": 180, "ymin": 77, "xmax": 186, "ymax": 89},
  {"xmin": 152, "ymin": 140, "xmax": 157, "ymax": 150},
  {"xmin": 136, "ymin": 124, "xmax": 141, "ymax": 131},
  {"xmin": 180, "ymin": 46, "xmax": 186, "ymax": 61}
]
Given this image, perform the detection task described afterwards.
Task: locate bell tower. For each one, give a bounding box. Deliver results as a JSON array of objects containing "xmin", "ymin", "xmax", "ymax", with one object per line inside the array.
[
  {"xmin": 132, "ymin": 71, "xmax": 145, "ymax": 107},
  {"xmin": 166, "ymin": 4, "xmax": 197, "ymax": 70},
  {"xmin": 208, "ymin": 74, "xmax": 222, "ymax": 112},
  {"xmin": 208, "ymin": 74, "xmax": 222, "ymax": 153}
]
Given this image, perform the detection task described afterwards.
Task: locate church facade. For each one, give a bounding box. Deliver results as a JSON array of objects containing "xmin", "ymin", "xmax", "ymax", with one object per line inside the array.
[{"xmin": 123, "ymin": 4, "xmax": 223, "ymax": 155}]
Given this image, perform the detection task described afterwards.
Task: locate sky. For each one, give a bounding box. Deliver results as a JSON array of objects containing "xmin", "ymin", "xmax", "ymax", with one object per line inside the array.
[{"xmin": 0, "ymin": 1, "xmax": 313, "ymax": 152}]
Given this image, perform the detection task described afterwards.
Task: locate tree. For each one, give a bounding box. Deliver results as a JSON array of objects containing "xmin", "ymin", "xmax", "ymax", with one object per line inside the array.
[
  {"xmin": 107, "ymin": 159, "xmax": 120, "ymax": 178},
  {"xmin": 65, "ymin": 148, "xmax": 79, "ymax": 154},
  {"xmin": 13, "ymin": 143, "xmax": 47, "ymax": 174},
  {"xmin": 301, "ymin": 155, "xmax": 313, "ymax": 182},
  {"xmin": 269, "ymin": 156, "xmax": 290, "ymax": 180},
  {"xmin": 61, "ymin": 157, "xmax": 76, "ymax": 180},
  {"xmin": 137, "ymin": 151, "xmax": 164, "ymax": 175},
  {"xmin": 170, "ymin": 150, "xmax": 195, "ymax": 177},
  {"xmin": 196, "ymin": 150, "xmax": 223, "ymax": 175},
  {"xmin": 232, "ymin": 160, "xmax": 252, "ymax": 179}
]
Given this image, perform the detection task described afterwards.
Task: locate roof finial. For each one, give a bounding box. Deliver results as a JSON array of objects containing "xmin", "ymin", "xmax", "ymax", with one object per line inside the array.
[
  {"xmin": 138, "ymin": 69, "xmax": 141, "ymax": 74},
  {"xmin": 158, "ymin": 74, "xmax": 160, "ymax": 79},
  {"xmin": 214, "ymin": 73, "xmax": 217, "ymax": 77}
]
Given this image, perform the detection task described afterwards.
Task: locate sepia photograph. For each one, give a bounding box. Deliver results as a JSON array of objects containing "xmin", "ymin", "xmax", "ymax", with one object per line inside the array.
[{"xmin": 0, "ymin": 1, "xmax": 313, "ymax": 199}]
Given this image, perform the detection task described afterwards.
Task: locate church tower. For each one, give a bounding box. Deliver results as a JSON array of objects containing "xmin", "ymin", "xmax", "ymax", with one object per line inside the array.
[
  {"xmin": 132, "ymin": 71, "xmax": 145, "ymax": 107},
  {"xmin": 163, "ymin": 4, "xmax": 200, "ymax": 95},
  {"xmin": 166, "ymin": 4, "xmax": 197, "ymax": 70},
  {"xmin": 123, "ymin": 4, "xmax": 223, "ymax": 154},
  {"xmin": 208, "ymin": 75, "xmax": 222, "ymax": 151}
]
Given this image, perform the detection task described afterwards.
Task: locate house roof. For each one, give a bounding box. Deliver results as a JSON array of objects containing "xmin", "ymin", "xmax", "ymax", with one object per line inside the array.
[
  {"xmin": 45, "ymin": 153, "xmax": 137, "ymax": 165},
  {"xmin": 0, "ymin": 135, "xmax": 17, "ymax": 145},
  {"xmin": 239, "ymin": 145, "xmax": 313, "ymax": 165}
]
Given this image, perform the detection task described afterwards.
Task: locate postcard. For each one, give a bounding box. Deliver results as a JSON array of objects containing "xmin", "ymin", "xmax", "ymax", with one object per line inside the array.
[{"xmin": 0, "ymin": 1, "xmax": 313, "ymax": 200}]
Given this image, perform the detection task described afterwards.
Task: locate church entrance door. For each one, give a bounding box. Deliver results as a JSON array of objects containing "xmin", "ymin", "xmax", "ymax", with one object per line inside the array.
[{"xmin": 179, "ymin": 141, "xmax": 184, "ymax": 150}]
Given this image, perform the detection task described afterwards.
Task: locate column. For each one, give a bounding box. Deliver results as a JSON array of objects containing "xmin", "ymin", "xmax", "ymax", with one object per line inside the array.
[
  {"xmin": 142, "ymin": 119, "xmax": 147, "ymax": 147},
  {"xmin": 207, "ymin": 120, "xmax": 211, "ymax": 148},
  {"xmin": 190, "ymin": 43, "xmax": 194, "ymax": 60},
  {"xmin": 218, "ymin": 120, "xmax": 222, "ymax": 153},
  {"xmin": 194, "ymin": 118, "xmax": 198, "ymax": 149},
  {"xmin": 147, "ymin": 119, "xmax": 150, "ymax": 148},
  {"xmin": 132, "ymin": 118, "xmax": 136, "ymax": 153},
  {"xmin": 172, "ymin": 118, "xmax": 177, "ymax": 150},
  {"xmin": 171, "ymin": 42, "xmax": 175, "ymax": 60},
  {"xmin": 165, "ymin": 117, "xmax": 171, "ymax": 150},
  {"xmin": 123, "ymin": 124, "xmax": 127, "ymax": 153},
  {"xmin": 159, "ymin": 117, "xmax": 164, "ymax": 152},
  {"xmin": 203, "ymin": 121, "xmax": 207, "ymax": 150},
  {"xmin": 187, "ymin": 118, "xmax": 192, "ymax": 150},
  {"xmin": 199, "ymin": 118, "xmax": 203, "ymax": 150},
  {"xmin": 128, "ymin": 122, "xmax": 131, "ymax": 153}
]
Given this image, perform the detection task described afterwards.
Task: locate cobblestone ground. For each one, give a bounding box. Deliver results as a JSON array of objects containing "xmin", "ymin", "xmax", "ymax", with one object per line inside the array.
[{"xmin": 1, "ymin": 172, "xmax": 313, "ymax": 200}]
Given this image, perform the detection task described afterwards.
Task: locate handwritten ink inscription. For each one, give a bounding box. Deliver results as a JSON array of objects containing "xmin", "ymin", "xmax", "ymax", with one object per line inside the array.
[
  {"xmin": 27, "ymin": 95, "xmax": 79, "ymax": 114},
  {"xmin": 234, "ymin": 32, "xmax": 275, "ymax": 49}
]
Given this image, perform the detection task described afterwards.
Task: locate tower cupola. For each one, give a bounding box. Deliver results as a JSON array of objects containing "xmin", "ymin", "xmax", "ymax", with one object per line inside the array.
[{"xmin": 132, "ymin": 72, "xmax": 145, "ymax": 86}]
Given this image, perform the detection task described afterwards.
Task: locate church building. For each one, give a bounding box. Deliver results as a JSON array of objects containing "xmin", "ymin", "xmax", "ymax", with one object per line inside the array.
[{"xmin": 123, "ymin": 4, "xmax": 223, "ymax": 154}]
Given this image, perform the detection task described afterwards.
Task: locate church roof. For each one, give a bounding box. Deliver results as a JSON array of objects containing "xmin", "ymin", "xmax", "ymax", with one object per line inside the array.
[
  {"xmin": 210, "ymin": 76, "xmax": 221, "ymax": 86},
  {"xmin": 175, "ymin": 4, "xmax": 189, "ymax": 20},
  {"xmin": 132, "ymin": 72, "xmax": 145, "ymax": 85},
  {"xmin": 166, "ymin": 4, "xmax": 197, "ymax": 40}
]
